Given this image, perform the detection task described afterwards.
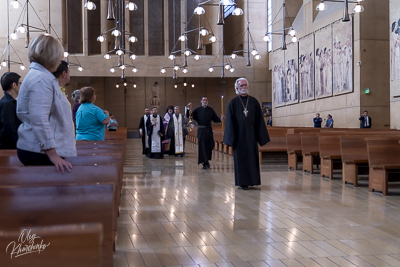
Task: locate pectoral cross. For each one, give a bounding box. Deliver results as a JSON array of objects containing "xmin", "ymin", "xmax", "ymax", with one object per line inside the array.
[{"xmin": 243, "ymin": 108, "xmax": 248, "ymax": 117}]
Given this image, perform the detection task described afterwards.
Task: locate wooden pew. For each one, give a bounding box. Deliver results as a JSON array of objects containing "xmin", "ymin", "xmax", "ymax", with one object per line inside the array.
[
  {"xmin": 0, "ymin": 184, "xmax": 114, "ymax": 267},
  {"xmin": 366, "ymin": 136, "xmax": 400, "ymax": 195},
  {"xmin": 286, "ymin": 128, "xmax": 320, "ymax": 170},
  {"xmin": 105, "ymin": 126, "xmax": 127, "ymax": 141},
  {"xmin": 258, "ymin": 133, "xmax": 287, "ymax": 164},
  {"xmin": 340, "ymin": 135, "xmax": 370, "ymax": 186},
  {"xmin": 0, "ymin": 165, "xmax": 120, "ymax": 248},
  {"xmin": 0, "ymin": 155, "xmax": 123, "ymax": 210},
  {"xmin": 301, "ymin": 132, "xmax": 321, "ymax": 173},
  {"xmin": 213, "ymin": 130, "xmax": 224, "ymax": 152},
  {"xmin": 0, "ymin": 223, "xmax": 103, "ymax": 267},
  {"xmin": 319, "ymin": 131, "xmax": 348, "ymax": 179},
  {"xmin": 339, "ymin": 131, "xmax": 399, "ymax": 186}
]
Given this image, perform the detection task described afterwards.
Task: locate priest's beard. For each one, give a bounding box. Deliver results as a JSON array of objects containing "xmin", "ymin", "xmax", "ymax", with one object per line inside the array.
[{"xmin": 239, "ymin": 89, "xmax": 249, "ymax": 96}]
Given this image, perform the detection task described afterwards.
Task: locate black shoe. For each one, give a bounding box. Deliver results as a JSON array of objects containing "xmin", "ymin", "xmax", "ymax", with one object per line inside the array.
[
  {"xmin": 240, "ymin": 186, "xmax": 248, "ymax": 190},
  {"xmin": 202, "ymin": 162, "xmax": 210, "ymax": 169}
]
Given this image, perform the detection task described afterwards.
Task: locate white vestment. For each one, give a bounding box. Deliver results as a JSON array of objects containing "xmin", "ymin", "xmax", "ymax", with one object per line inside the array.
[
  {"xmin": 144, "ymin": 115, "xmax": 149, "ymax": 148},
  {"xmin": 173, "ymin": 114, "xmax": 184, "ymax": 154},
  {"xmin": 150, "ymin": 115, "xmax": 162, "ymax": 153}
]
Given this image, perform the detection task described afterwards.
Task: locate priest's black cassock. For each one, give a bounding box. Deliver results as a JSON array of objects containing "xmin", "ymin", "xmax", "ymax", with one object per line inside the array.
[
  {"xmin": 139, "ymin": 114, "xmax": 150, "ymax": 155},
  {"xmin": 223, "ymin": 95, "xmax": 270, "ymax": 186},
  {"xmin": 188, "ymin": 106, "xmax": 221, "ymax": 164}
]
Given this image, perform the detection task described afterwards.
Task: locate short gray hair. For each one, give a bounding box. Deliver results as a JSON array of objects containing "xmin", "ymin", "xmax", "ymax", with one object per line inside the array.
[
  {"xmin": 234, "ymin": 77, "xmax": 249, "ymax": 95},
  {"xmin": 28, "ymin": 35, "xmax": 64, "ymax": 71},
  {"xmin": 72, "ymin": 89, "xmax": 81, "ymax": 101}
]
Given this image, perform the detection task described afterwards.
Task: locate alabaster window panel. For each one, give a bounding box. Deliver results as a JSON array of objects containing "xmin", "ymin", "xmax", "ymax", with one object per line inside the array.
[
  {"xmin": 168, "ymin": 0, "xmax": 181, "ymax": 56},
  {"xmin": 285, "ymin": 43, "xmax": 299, "ymax": 105},
  {"xmin": 332, "ymin": 19, "xmax": 353, "ymax": 95},
  {"xmin": 87, "ymin": 0, "xmax": 101, "ymax": 55},
  {"xmin": 148, "ymin": 0, "xmax": 164, "ymax": 56},
  {"xmin": 67, "ymin": 1, "xmax": 83, "ymax": 54},
  {"xmin": 314, "ymin": 25, "xmax": 333, "ymax": 99},
  {"xmin": 129, "ymin": 0, "xmax": 145, "ymax": 55},
  {"xmin": 272, "ymin": 49, "xmax": 286, "ymax": 107},
  {"xmin": 299, "ymin": 33, "xmax": 315, "ymax": 102}
]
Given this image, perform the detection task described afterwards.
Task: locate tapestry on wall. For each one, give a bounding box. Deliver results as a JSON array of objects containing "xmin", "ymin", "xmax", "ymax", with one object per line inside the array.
[
  {"xmin": 391, "ymin": 12, "xmax": 400, "ymax": 82},
  {"xmin": 272, "ymin": 49, "xmax": 286, "ymax": 107},
  {"xmin": 299, "ymin": 33, "xmax": 315, "ymax": 102},
  {"xmin": 284, "ymin": 43, "xmax": 299, "ymax": 104},
  {"xmin": 332, "ymin": 19, "xmax": 353, "ymax": 95},
  {"xmin": 314, "ymin": 25, "xmax": 333, "ymax": 98}
]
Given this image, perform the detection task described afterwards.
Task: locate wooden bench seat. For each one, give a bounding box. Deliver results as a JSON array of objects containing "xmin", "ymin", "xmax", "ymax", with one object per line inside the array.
[
  {"xmin": 258, "ymin": 134, "xmax": 287, "ymax": 164},
  {"xmin": 319, "ymin": 131, "xmax": 348, "ymax": 179},
  {"xmin": 338, "ymin": 131, "xmax": 397, "ymax": 185},
  {"xmin": 0, "ymin": 165, "xmax": 120, "ymax": 245},
  {"xmin": 0, "ymin": 223, "xmax": 103, "ymax": 267},
  {"xmin": 340, "ymin": 135, "xmax": 370, "ymax": 186},
  {"xmin": 213, "ymin": 130, "xmax": 224, "ymax": 152},
  {"xmin": 301, "ymin": 132, "xmax": 321, "ymax": 173},
  {"xmin": 366, "ymin": 136, "xmax": 400, "ymax": 195},
  {"xmin": 0, "ymin": 183, "xmax": 114, "ymax": 267},
  {"xmin": 286, "ymin": 128, "xmax": 321, "ymax": 170}
]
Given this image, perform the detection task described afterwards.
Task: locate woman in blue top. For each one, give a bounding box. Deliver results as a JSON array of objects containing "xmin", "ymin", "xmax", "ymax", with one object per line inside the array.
[
  {"xmin": 325, "ymin": 114, "xmax": 334, "ymax": 128},
  {"xmin": 76, "ymin": 87, "xmax": 110, "ymax": 141}
]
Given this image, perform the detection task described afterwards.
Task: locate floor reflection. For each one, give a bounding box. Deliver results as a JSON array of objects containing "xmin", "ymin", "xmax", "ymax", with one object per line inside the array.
[{"xmin": 115, "ymin": 139, "xmax": 400, "ymax": 267}]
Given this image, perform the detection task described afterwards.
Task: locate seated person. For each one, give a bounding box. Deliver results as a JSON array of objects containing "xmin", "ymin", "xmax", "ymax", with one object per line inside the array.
[
  {"xmin": 107, "ymin": 113, "xmax": 118, "ymax": 131},
  {"xmin": 75, "ymin": 87, "xmax": 110, "ymax": 141}
]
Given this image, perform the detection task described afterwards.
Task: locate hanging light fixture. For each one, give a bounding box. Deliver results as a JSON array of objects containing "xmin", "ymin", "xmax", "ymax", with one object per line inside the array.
[
  {"xmin": 262, "ymin": 0, "xmax": 296, "ymax": 50},
  {"xmin": 316, "ymin": 0, "xmax": 366, "ymax": 22},
  {"xmin": 84, "ymin": 0, "xmax": 96, "ymax": 10},
  {"xmin": 126, "ymin": 1, "xmax": 138, "ymax": 11},
  {"xmin": 174, "ymin": 78, "xmax": 195, "ymax": 89},
  {"xmin": 89, "ymin": 0, "xmax": 139, "ymax": 78},
  {"xmin": 194, "ymin": 6, "xmax": 205, "ymax": 15},
  {"xmin": 161, "ymin": 0, "xmax": 242, "ymax": 78},
  {"xmin": 128, "ymin": 36, "xmax": 138, "ymax": 43},
  {"xmin": 10, "ymin": 0, "xmax": 22, "ymax": 9},
  {"xmin": 97, "ymin": 35, "xmax": 106, "ymax": 42}
]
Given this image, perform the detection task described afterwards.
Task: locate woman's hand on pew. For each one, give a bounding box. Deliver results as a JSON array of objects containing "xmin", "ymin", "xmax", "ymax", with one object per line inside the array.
[{"xmin": 45, "ymin": 148, "xmax": 73, "ymax": 174}]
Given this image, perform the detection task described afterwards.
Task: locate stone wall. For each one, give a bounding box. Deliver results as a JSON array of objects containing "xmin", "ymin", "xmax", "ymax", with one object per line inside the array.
[{"xmin": 270, "ymin": 0, "xmax": 390, "ymax": 128}]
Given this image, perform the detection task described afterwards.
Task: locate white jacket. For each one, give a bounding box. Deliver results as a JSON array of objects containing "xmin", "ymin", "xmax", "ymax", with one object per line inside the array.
[{"xmin": 16, "ymin": 62, "xmax": 77, "ymax": 157}]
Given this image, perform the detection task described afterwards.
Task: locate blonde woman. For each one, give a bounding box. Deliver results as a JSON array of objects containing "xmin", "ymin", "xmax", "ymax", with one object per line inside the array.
[{"xmin": 16, "ymin": 35, "xmax": 76, "ymax": 174}]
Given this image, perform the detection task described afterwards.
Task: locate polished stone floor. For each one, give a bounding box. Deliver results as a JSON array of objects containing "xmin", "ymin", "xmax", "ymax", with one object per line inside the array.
[{"xmin": 114, "ymin": 139, "xmax": 400, "ymax": 267}]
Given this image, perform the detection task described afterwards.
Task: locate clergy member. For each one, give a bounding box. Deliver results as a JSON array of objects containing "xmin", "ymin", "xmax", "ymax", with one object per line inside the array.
[
  {"xmin": 166, "ymin": 106, "xmax": 188, "ymax": 157},
  {"xmin": 139, "ymin": 108, "xmax": 151, "ymax": 155},
  {"xmin": 187, "ymin": 97, "xmax": 224, "ymax": 169},
  {"xmin": 223, "ymin": 78, "xmax": 270, "ymax": 190},
  {"xmin": 146, "ymin": 107, "xmax": 165, "ymax": 159}
]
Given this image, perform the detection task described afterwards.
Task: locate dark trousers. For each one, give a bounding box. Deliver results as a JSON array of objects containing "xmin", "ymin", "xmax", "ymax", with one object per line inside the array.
[{"xmin": 17, "ymin": 149, "xmax": 53, "ymax": 166}]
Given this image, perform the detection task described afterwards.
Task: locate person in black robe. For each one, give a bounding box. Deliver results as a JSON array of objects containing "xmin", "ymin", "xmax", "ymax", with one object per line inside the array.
[
  {"xmin": 186, "ymin": 97, "xmax": 223, "ymax": 169},
  {"xmin": 166, "ymin": 106, "xmax": 188, "ymax": 156},
  {"xmin": 139, "ymin": 107, "xmax": 151, "ymax": 155},
  {"xmin": 146, "ymin": 107, "xmax": 165, "ymax": 159},
  {"xmin": 223, "ymin": 78, "xmax": 270, "ymax": 190}
]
